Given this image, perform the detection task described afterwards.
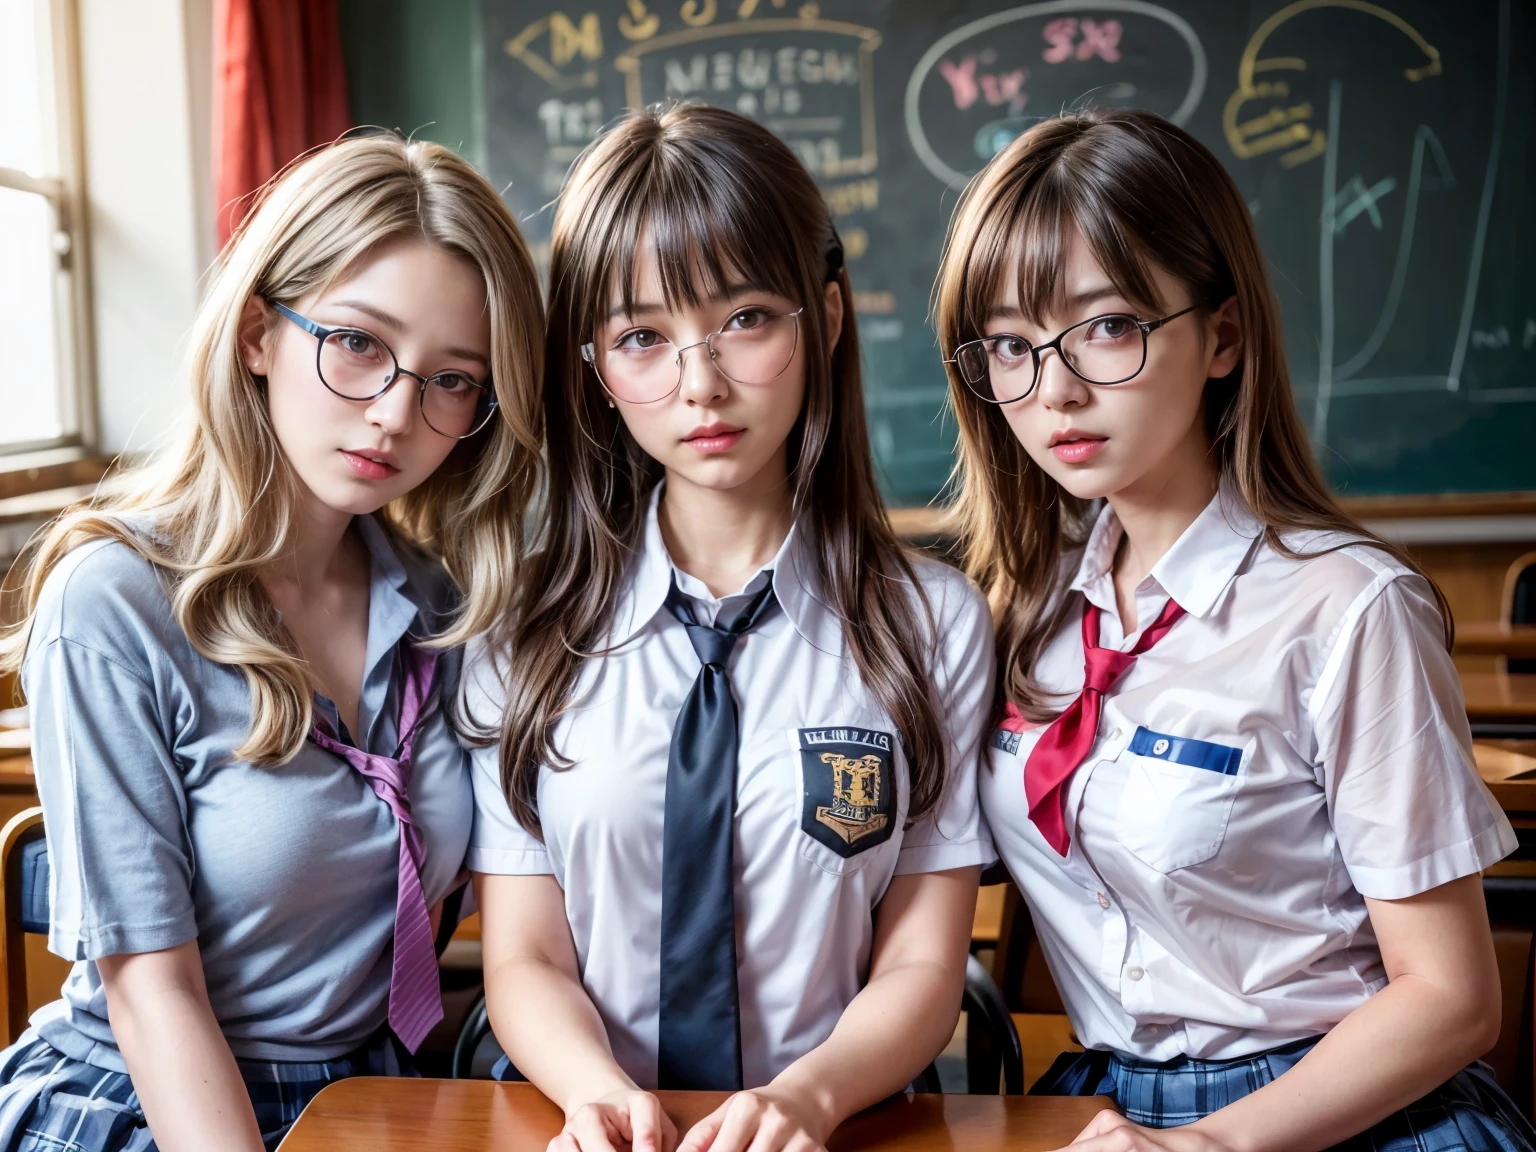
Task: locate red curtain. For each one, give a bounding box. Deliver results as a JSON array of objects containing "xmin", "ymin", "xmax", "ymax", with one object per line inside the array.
[{"xmin": 213, "ymin": 0, "xmax": 352, "ymax": 247}]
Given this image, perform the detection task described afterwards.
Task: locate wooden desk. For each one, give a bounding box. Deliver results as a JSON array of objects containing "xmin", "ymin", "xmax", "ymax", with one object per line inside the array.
[
  {"xmin": 1462, "ymin": 672, "xmax": 1536, "ymax": 722},
  {"xmin": 1456, "ymin": 624, "xmax": 1536, "ymax": 660},
  {"xmin": 278, "ymin": 1079, "xmax": 1112, "ymax": 1151}
]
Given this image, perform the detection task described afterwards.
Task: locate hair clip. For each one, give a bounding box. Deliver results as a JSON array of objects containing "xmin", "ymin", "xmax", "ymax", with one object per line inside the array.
[{"xmin": 824, "ymin": 228, "xmax": 844, "ymax": 282}]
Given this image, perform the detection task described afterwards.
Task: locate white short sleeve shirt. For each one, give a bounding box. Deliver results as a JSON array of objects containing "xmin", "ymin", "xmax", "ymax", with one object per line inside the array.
[
  {"xmin": 466, "ymin": 488, "xmax": 996, "ymax": 1088},
  {"xmin": 982, "ymin": 491, "xmax": 1515, "ymax": 1063}
]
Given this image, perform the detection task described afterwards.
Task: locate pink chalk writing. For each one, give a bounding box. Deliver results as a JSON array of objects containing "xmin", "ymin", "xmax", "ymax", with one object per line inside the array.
[
  {"xmin": 1041, "ymin": 16, "xmax": 1123, "ymax": 64},
  {"xmin": 939, "ymin": 55, "xmax": 978, "ymax": 109}
]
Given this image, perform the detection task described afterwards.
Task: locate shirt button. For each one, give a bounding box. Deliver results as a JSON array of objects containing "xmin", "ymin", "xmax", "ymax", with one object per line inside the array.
[
  {"xmin": 1095, "ymin": 891, "xmax": 1111, "ymax": 909},
  {"xmin": 1127, "ymin": 966, "xmax": 1145, "ymax": 981}
]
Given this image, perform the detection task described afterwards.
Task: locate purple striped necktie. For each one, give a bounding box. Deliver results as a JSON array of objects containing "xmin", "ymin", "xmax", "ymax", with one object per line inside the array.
[{"xmin": 309, "ymin": 641, "xmax": 442, "ymax": 1053}]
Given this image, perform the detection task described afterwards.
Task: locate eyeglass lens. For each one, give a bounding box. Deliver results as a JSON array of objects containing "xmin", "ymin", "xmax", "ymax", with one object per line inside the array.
[
  {"xmin": 592, "ymin": 312, "xmax": 800, "ymax": 404},
  {"xmin": 318, "ymin": 328, "xmax": 493, "ymax": 437},
  {"xmin": 959, "ymin": 314, "xmax": 1149, "ymax": 403}
]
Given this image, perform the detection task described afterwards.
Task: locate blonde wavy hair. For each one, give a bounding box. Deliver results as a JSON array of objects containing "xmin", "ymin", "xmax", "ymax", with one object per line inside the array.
[{"xmin": 0, "ymin": 134, "xmax": 544, "ymax": 765}]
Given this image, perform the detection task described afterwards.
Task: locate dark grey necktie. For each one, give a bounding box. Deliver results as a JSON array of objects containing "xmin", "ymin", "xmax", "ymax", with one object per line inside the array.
[{"xmin": 657, "ymin": 575, "xmax": 779, "ymax": 1090}]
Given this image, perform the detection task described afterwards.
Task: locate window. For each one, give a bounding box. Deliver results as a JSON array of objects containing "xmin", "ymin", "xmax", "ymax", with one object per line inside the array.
[{"xmin": 0, "ymin": 0, "xmax": 91, "ymax": 454}]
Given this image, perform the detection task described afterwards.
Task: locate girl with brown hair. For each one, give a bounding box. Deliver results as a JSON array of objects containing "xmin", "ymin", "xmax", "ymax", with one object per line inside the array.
[
  {"xmin": 464, "ymin": 103, "xmax": 993, "ymax": 1152},
  {"xmin": 937, "ymin": 107, "xmax": 1533, "ymax": 1152}
]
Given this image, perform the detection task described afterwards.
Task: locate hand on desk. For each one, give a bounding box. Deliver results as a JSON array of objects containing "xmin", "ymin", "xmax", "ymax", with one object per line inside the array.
[
  {"xmin": 677, "ymin": 1087, "xmax": 830, "ymax": 1152},
  {"xmin": 550, "ymin": 1088, "xmax": 678, "ymax": 1152},
  {"xmin": 1050, "ymin": 1109, "xmax": 1235, "ymax": 1152}
]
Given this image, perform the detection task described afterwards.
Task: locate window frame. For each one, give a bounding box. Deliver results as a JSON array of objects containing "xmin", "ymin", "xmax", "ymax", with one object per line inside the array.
[{"xmin": 0, "ymin": 0, "xmax": 96, "ymax": 460}]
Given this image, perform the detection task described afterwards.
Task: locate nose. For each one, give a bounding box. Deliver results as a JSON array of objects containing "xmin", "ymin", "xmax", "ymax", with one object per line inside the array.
[
  {"xmin": 676, "ymin": 339, "xmax": 729, "ymax": 406},
  {"xmin": 364, "ymin": 373, "xmax": 420, "ymax": 435},
  {"xmin": 1033, "ymin": 347, "xmax": 1088, "ymax": 410}
]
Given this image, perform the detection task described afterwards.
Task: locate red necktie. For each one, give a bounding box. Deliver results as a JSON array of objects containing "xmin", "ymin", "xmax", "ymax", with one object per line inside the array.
[{"xmin": 1023, "ymin": 595, "xmax": 1186, "ymax": 856}]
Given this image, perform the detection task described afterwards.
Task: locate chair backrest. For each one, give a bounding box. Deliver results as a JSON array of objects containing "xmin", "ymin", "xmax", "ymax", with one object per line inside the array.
[
  {"xmin": 1503, "ymin": 552, "xmax": 1536, "ymax": 674},
  {"xmin": 0, "ymin": 807, "xmax": 46, "ymax": 1046}
]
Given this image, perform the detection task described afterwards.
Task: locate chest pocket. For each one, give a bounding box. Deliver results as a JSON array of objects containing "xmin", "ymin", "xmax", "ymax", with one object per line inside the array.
[
  {"xmin": 1114, "ymin": 726, "xmax": 1248, "ymax": 873},
  {"xmin": 792, "ymin": 726, "xmax": 898, "ymax": 876}
]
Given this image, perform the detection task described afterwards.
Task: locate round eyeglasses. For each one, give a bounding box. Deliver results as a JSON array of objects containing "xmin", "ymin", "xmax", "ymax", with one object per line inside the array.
[
  {"xmin": 946, "ymin": 304, "xmax": 1202, "ymax": 404},
  {"xmin": 581, "ymin": 307, "xmax": 804, "ymax": 405},
  {"xmin": 267, "ymin": 300, "xmax": 498, "ymax": 438}
]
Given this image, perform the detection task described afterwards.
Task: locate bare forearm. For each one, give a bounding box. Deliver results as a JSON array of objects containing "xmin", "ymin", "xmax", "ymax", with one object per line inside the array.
[
  {"xmin": 111, "ymin": 986, "xmax": 264, "ymax": 1152},
  {"xmin": 1195, "ymin": 976, "xmax": 1495, "ymax": 1152},
  {"xmin": 485, "ymin": 954, "xmax": 637, "ymax": 1114},
  {"xmin": 768, "ymin": 957, "xmax": 963, "ymax": 1139}
]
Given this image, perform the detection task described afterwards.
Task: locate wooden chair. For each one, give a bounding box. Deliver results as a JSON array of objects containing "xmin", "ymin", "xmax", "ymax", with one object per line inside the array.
[
  {"xmin": 0, "ymin": 807, "xmax": 47, "ymax": 1045},
  {"xmin": 1504, "ymin": 553, "xmax": 1536, "ymax": 675}
]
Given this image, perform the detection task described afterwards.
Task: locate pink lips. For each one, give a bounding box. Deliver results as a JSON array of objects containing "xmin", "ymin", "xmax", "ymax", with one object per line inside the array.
[
  {"xmin": 340, "ymin": 449, "xmax": 401, "ymax": 479},
  {"xmin": 684, "ymin": 423, "xmax": 745, "ymax": 454},
  {"xmin": 1049, "ymin": 431, "xmax": 1107, "ymax": 464}
]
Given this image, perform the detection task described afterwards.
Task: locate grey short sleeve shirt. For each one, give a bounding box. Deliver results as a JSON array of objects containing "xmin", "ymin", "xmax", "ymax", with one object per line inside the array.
[{"xmin": 22, "ymin": 516, "xmax": 472, "ymax": 1070}]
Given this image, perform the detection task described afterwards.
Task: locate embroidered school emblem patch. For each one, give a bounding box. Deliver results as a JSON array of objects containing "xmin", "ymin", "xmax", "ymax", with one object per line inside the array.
[{"xmin": 798, "ymin": 727, "xmax": 895, "ymax": 858}]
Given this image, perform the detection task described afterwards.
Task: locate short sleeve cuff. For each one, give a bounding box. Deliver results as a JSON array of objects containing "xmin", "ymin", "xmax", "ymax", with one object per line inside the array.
[
  {"xmin": 893, "ymin": 835, "xmax": 995, "ymax": 876},
  {"xmin": 51, "ymin": 911, "xmax": 199, "ymax": 963},
  {"xmin": 467, "ymin": 844, "xmax": 555, "ymax": 876},
  {"xmin": 1345, "ymin": 818, "xmax": 1518, "ymax": 901}
]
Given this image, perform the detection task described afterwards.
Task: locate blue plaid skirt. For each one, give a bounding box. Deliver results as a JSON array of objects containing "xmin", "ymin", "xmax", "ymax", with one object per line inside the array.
[
  {"xmin": 0, "ymin": 1029, "xmax": 403, "ymax": 1151},
  {"xmin": 1033, "ymin": 1037, "xmax": 1536, "ymax": 1150}
]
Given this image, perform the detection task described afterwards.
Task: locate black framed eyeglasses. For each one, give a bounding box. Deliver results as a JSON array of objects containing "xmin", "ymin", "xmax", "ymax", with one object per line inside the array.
[
  {"xmin": 945, "ymin": 304, "xmax": 1202, "ymax": 405},
  {"xmin": 267, "ymin": 300, "xmax": 498, "ymax": 438}
]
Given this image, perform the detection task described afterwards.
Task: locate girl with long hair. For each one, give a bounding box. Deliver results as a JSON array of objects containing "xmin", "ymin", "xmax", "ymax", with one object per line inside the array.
[
  {"xmin": 937, "ymin": 107, "xmax": 1533, "ymax": 1152},
  {"xmin": 0, "ymin": 135, "xmax": 542, "ymax": 1151},
  {"xmin": 464, "ymin": 103, "xmax": 993, "ymax": 1152}
]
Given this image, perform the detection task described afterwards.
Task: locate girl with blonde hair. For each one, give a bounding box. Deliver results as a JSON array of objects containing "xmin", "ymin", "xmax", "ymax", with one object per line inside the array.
[
  {"xmin": 0, "ymin": 134, "xmax": 542, "ymax": 1151},
  {"xmin": 938, "ymin": 108, "xmax": 1533, "ymax": 1152}
]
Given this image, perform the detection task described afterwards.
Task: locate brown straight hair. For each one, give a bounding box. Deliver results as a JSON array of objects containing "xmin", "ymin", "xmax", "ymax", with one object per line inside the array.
[
  {"xmin": 933, "ymin": 108, "xmax": 1450, "ymax": 721},
  {"xmin": 484, "ymin": 103, "xmax": 948, "ymax": 834}
]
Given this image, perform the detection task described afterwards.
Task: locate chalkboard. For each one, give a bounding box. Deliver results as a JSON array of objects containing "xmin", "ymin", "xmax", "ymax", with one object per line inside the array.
[{"xmin": 465, "ymin": 0, "xmax": 1535, "ymax": 504}]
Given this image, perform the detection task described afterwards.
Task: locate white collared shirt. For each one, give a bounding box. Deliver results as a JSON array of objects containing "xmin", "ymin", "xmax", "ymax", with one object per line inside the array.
[
  {"xmin": 983, "ymin": 491, "xmax": 1516, "ymax": 1062},
  {"xmin": 466, "ymin": 488, "xmax": 995, "ymax": 1088}
]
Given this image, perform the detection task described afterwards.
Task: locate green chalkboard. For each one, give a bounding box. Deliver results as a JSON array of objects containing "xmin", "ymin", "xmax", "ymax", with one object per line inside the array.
[{"xmin": 344, "ymin": 0, "xmax": 1536, "ymax": 504}]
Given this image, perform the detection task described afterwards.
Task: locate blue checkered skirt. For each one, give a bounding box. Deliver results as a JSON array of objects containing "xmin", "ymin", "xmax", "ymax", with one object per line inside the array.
[
  {"xmin": 1032, "ymin": 1038, "xmax": 1536, "ymax": 1150},
  {"xmin": 0, "ymin": 1028, "xmax": 402, "ymax": 1151}
]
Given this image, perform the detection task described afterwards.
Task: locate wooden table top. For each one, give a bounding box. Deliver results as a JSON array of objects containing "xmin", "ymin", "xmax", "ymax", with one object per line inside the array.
[
  {"xmin": 277, "ymin": 1079, "xmax": 1111, "ymax": 1151},
  {"xmin": 1455, "ymin": 623, "xmax": 1536, "ymax": 660},
  {"xmin": 1461, "ymin": 672, "xmax": 1536, "ymax": 721}
]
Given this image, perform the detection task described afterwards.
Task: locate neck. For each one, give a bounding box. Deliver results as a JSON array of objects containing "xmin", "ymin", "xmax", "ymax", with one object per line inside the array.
[
  {"xmin": 1106, "ymin": 435, "xmax": 1219, "ymax": 588},
  {"xmin": 269, "ymin": 494, "xmax": 359, "ymax": 593},
  {"xmin": 658, "ymin": 452, "xmax": 794, "ymax": 598}
]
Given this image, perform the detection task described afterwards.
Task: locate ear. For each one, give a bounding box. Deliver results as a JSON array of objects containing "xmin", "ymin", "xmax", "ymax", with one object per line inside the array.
[
  {"xmin": 237, "ymin": 296, "xmax": 274, "ymax": 377},
  {"xmin": 1204, "ymin": 295, "xmax": 1243, "ymax": 380},
  {"xmin": 822, "ymin": 278, "xmax": 845, "ymax": 357}
]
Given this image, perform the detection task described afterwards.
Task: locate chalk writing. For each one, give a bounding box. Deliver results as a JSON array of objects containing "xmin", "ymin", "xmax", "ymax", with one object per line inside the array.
[
  {"xmin": 852, "ymin": 291, "xmax": 894, "ymax": 315},
  {"xmin": 619, "ymin": 0, "xmax": 660, "ymax": 40},
  {"xmin": 550, "ymin": 11, "xmax": 603, "ymax": 62},
  {"xmin": 538, "ymin": 97, "xmax": 604, "ymax": 146},
  {"xmin": 939, "ymin": 55, "xmax": 1027, "ymax": 112},
  {"xmin": 1042, "ymin": 17, "xmax": 1122, "ymax": 63},
  {"xmin": 824, "ymin": 178, "xmax": 878, "ymax": 217}
]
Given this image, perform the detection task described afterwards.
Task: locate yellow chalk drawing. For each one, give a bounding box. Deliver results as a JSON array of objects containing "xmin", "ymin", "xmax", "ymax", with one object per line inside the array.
[
  {"xmin": 505, "ymin": 14, "xmax": 601, "ymax": 91},
  {"xmin": 1224, "ymin": 0, "xmax": 1440, "ymax": 168},
  {"xmin": 619, "ymin": 0, "xmax": 660, "ymax": 41},
  {"xmin": 680, "ymin": 0, "xmax": 717, "ymax": 27}
]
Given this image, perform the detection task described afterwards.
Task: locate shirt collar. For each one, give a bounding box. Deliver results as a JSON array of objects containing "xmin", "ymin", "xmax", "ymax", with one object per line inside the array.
[
  {"xmin": 1068, "ymin": 486, "xmax": 1263, "ymax": 620},
  {"xmin": 608, "ymin": 484, "xmax": 842, "ymax": 655},
  {"xmin": 355, "ymin": 513, "xmax": 426, "ymax": 683}
]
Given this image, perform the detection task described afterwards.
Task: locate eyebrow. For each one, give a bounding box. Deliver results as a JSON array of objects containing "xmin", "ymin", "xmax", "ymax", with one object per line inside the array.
[
  {"xmin": 604, "ymin": 281, "xmax": 778, "ymax": 323},
  {"xmin": 328, "ymin": 299, "xmax": 490, "ymax": 367}
]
